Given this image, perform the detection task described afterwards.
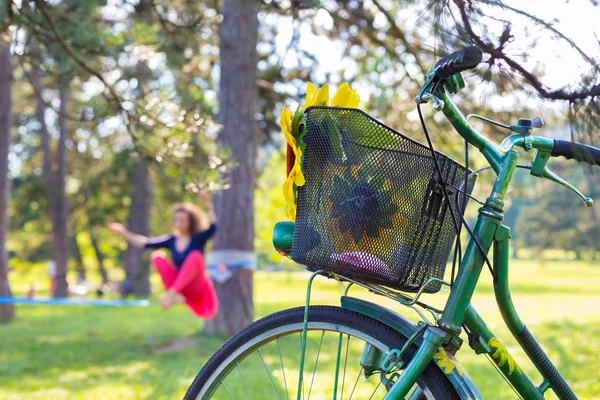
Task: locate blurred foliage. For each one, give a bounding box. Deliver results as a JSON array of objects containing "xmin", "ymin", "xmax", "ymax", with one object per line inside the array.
[
  {"xmin": 516, "ymin": 163, "xmax": 600, "ymax": 260},
  {"xmin": 2, "ymin": 0, "xmax": 599, "ymax": 275}
]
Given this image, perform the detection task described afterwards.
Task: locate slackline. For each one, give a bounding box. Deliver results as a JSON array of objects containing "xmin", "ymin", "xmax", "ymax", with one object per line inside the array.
[{"xmin": 0, "ymin": 297, "xmax": 152, "ymax": 307}]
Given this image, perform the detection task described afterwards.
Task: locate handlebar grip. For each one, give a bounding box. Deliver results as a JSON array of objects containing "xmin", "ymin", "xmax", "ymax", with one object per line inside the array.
[
  {"xmin": 551, "ymin": 139, "xmax": 600, "ymax": 167},
  {"xmin": 434, "ymin": 46, "xmax": 483, "ymax": 79}
]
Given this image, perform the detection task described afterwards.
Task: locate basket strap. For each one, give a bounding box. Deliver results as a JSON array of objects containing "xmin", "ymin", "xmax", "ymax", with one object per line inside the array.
[{"xmin": 286, "ymin": 144, "xmax": 295, "ymax": 176}]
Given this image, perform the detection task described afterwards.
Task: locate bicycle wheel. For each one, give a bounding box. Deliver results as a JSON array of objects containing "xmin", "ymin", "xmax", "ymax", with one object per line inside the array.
[{"xmin": 185, "ymin": 306, "xmax": 459, "ymax": 399}]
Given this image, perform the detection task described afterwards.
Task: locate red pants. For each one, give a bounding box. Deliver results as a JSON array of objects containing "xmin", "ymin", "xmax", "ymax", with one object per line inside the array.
[{"xmin": 151, "ymin": 250, "xmax": 219, "ymax": 319}]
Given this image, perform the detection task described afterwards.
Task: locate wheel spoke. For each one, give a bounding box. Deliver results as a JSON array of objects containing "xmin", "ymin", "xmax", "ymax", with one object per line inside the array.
[
  {"xmin": 332, "ymin": 333, "xmax": 344, "ymax": 400},
  {"xmin": 347, "ymin": 366, "xmax": 364, "ymax": 400},
  {"xmin": 367, "ymin": 380, "xmax": 382, "ymax": 400},
  {"xmin": 307, "ymin": 330, "xmax": 325, "ymax": 399},
  {"xmin": 189, "ymin": 309, "xmax": 448, "ymax": 400},
  {"xmin": 236, "ymin": 362, "xmax": 250, "ymax": 400},
  {"xmin": 257, "ymin": 348, "xmax": 283, "ymax": 400},
  {"xmin": 220, "ymin": 380, "xmax": 235, "ymax": 400},
  {"xmin": 299, "ymin": 332, "xmax": 305, "ymax": 400},
  {"xmin": 277, "ymin": 337, "xmax": 290, "ymax": 400},
  {"xmin": 340, "ymin": 334, "xmax": 350, "ymax": 400}
]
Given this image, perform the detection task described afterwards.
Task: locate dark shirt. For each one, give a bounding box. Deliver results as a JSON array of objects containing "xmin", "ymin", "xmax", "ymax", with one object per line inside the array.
[{"xmin": 145, "ymin": 224, "xmax": 217, "ymax": 269}]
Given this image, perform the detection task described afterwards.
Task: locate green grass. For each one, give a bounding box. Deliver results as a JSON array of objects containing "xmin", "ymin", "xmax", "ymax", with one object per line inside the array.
[{"xmin": 1, "ymin": 260, "xmax": 600, "ymax": 399}]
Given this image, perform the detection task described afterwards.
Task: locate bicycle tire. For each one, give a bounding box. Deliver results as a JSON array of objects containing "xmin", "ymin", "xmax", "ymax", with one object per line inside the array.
[{"xmin": 185, "ymin": 306, "xmax": 459, "ymax": 399}]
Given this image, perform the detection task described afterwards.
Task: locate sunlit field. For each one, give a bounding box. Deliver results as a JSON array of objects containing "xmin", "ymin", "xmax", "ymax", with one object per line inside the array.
[{"xmin": 1, "ymin": 260, "xmax": 600, "ymax": 399}]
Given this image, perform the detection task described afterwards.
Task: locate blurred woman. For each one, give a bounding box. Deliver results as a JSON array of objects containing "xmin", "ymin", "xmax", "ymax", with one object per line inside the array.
[{"xmin": 109, "ymin": 192, "xmax": 218, "ymax": 319}]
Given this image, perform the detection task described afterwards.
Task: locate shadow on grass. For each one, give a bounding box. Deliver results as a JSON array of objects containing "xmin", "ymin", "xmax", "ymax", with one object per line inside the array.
[{"xmin": 0, "ymin": 304, "xmax": 228, "ymax": 398}]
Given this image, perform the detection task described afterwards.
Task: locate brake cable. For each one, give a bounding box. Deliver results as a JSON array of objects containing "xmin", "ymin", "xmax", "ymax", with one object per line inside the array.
[
  {"xmin": 416, "ymin": 103, "xmax": 498, "ymax": 282},
  {"xmin": 450, "ymin": 139, "xmax": 470, "ymax": 286}
]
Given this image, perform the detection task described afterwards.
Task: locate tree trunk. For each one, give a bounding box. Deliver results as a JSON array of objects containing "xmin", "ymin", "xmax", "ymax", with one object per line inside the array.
[
  {"xmin": 52, "ymin": 84, "xmax": 70, "ymax": 297},
  {"xmin": 204, "ymin": 0, "xmax": 258, "ymax": 336},
  {"xmin": 0, "ymin": 41, "xmax": 15, "ymax": 322},
  {"xmin": 30, "ymin": 44, "xmax": 55, "ymax": 207},
  {"xmin": 120, "ymin": 54, "xmax": 153, "ymax": 297},
  {"xmin": 123, "ymin": 159, "xmax": 151, "ymax": 297},
  {"xmin": 91, "ymin": 234, "xmax": 109, "ymax": 285}
]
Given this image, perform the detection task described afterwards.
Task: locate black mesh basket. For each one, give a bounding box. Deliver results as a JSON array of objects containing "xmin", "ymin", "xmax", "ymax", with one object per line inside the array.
[{"xmin": 291, "ymin": 106, "xmax": 476, "ymax": 293}]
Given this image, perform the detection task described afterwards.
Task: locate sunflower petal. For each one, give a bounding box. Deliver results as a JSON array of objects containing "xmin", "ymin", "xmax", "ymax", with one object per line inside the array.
[
  {"xmin": 282, "ymin": 178, "xmax": 297, "ymax": 221},
  {"xmin": 331, "ymin": 82, "xmax": 360, "ymax": 108},
  {"xmin": 305, "ymin": 82, "xmax": 317, "ymax": 105},
  {"xmin": 292, "ymin": 162, "xmax": 305, "ymax": 186},
  {"xmin": 280, "ymin": 106, "xmax": 295, "ymax": 146},
  {"xmin": 314, "ymin": 85, "xmax": 329, "ymax": 107},
  {"xmin": 304, "ymin": 82, "xmax": 330, "ymax": 110}
]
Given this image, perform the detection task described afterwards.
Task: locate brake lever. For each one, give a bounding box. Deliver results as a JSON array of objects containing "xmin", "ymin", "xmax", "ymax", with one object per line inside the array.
[
  {"xmin": 529, "ymin": 148, "xmax": 594, "ymax": 207},
  {"xmin": 541, "ymin": 168, "xmax": 593, "ymax": 207}
]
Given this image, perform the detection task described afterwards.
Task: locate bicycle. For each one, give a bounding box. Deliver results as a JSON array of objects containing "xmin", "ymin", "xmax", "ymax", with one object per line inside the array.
[{"xmin": 184, "ymin": 46, "xmax": 600, "ymax": 400}]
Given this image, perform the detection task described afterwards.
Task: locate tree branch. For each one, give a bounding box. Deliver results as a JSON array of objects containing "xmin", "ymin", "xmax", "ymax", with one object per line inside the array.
[
  {"xmin": 150, "ymin": 0, "xmax": 202, "ymax": 34},
  {"xmin": 30, "ymin": 0, "xmax": 168, "ymax": 156},
  {"xmin": 32, "ymin": 0, "xmax": 124, "ymax": 108},
  {"xmin": 370, "ymin": 0, "xmax": 428, "ymax": 74},
  {"xmin": 453, "ymin": 0, "xmax": 600, "ymax": 101},
  {"xmin": 484, "ymin": 0, "xmax": 599, "ymax": 73},
  {"xmin": 327, "ymin": 10, "xmax": 420, "ymax": 85}
]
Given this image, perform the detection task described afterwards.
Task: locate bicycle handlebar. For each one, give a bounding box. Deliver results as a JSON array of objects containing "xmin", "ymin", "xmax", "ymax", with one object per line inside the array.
[
  {"xmin": 423, "ymin": 46, "xmax": 600, "ymax": 176},
  {"xmin": 433, "ymin": 46, "xmax": 483, "ymax": 79},
  {"xmin": 419, "ymin": 46, "xmax": 600, "ymax": 208},
  {"xmin": 551, "ymin": 140, "xmax": 600, "ymax": 167}
]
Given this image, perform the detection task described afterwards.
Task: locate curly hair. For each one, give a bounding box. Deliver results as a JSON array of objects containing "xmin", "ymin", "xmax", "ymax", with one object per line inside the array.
[{"xmin": 173, "ymin": 202, "xmax": 209, "ymax": 234}]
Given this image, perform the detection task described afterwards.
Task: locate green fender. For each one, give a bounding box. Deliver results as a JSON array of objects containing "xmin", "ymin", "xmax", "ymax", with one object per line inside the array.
[{"xmin": 341, "ymin": 296, "xmax": 483, "ymax": 400}]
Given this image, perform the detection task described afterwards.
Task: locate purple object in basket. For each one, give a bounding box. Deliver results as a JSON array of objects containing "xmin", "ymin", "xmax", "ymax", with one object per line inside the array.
[{"xmin": 331, "ymin": 252, "xmax": 390, "ymax": 271}]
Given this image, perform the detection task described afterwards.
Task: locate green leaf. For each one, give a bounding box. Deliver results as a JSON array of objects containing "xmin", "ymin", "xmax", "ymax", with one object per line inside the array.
[
  {"xmin": 331, "ymin": 174, "xmax": 351, "ymax": 197},
  {"xmin": 358, "ymin": 167, "xmax": 370, "ymax": 184},
  {"xmin": 371, "ymin": 174, "xmax": 387, "ymax": 191},
  {"xmin": 292, "ymin": 108, "xmax": 306, "ymax": 140},
  {"xmin": 132, "ymin": 23, "xmax": 159, "ymax": 46}
]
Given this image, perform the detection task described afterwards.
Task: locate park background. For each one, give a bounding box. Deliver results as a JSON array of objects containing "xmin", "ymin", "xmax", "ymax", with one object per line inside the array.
[{"xmin": 0, "ymin": 0, "xmax": 600, "ymax": 399}]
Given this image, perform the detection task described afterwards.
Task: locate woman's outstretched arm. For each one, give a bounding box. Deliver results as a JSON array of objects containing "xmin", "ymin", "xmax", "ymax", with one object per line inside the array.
[
  {"xmin": 108, "ymin": 222, "xmax": 148, "ymax": 248},
  {"xmin": 199, "ymin": 191, "xmax": 217, "ymax": 224}
]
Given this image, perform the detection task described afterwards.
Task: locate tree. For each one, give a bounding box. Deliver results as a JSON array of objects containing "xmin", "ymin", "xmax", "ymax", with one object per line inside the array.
[
  {"xmin": 50, "ymin": 81, "xmax": 71, "ymax": 297},
  {"xmin": 0, "ymin": 38, "xmax": 15, "ymax": 321},
  {"xmin": 123, "ymin": 158, "xmax": 152, "ymax": 296},
  {"xmin": 204, "ymin": 0, "xmax": 259, "ymax": 336},
  {"xmin": 4, "ymin": 0, "xmax": 222, "ymax": 293},
  {"xmin": 29, "ymin": 43, "xmax": 54, "ymax": 211}
]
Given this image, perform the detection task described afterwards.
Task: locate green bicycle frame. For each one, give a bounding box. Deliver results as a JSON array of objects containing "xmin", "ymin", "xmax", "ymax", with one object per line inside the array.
[
  {"xmin": 272, "ymin": 71, "xmax": 585, "ymax": 399},
  {"xmin": 381, "ymin": 80, "xmax": 578, "ymax": 399}
]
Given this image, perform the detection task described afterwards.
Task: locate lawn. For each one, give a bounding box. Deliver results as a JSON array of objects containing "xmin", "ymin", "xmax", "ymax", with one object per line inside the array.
[{"xmin": 1, "ymin": 259, "xmax": 599, "ymax": 399}]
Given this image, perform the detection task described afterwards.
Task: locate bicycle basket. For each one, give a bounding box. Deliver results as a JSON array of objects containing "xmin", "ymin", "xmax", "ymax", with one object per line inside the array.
[{"xmin": 291, "ymin": 106, "xmax": 476, "ymax": 293}]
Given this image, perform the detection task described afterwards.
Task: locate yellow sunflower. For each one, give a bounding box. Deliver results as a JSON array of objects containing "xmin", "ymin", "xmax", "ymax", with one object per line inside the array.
[
  {"xmin": 331, "ymin": 82, "xmax": 361, "ymax": 108},
  {"xmin": 303, "ymin": 82, "xmax": 330, "ymax": 110},
  {"xmin": 281, "ymin": 82, "xmax": 360, "ymax": 221}
]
